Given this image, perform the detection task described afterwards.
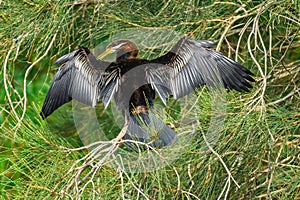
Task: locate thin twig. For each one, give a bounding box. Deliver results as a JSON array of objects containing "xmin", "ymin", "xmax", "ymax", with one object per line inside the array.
[
  {"xmin": 14, "ymin": 27, "xmax": 59, "ymax": 134},
  {"xmin": 200, "ymin": 123, "xmax": 240, "ymax": 189},
  {"xmin": 266, "ymin": 87, "xmax": 300, "ymax": 106}
]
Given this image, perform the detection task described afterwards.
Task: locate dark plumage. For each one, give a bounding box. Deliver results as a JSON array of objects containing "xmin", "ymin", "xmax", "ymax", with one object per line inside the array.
[{"xmin": 41, "ymin": 37, "xmax": 254, "ymax": 148}]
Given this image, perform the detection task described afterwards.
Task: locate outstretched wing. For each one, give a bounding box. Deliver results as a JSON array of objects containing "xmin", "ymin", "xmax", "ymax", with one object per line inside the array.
[
  {"xmin": 40, "ymin": 47, "xmax": 110, "ymax": 119},
  {"xmin": 98, "ymin": 66, "xmax": 121, "ymax": 109},
  {"xmin": 147, "ymin": 37, "xmax": 254, "ymax": 102}
]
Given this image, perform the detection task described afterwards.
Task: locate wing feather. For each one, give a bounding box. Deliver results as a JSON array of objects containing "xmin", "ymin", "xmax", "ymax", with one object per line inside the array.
[
  {"xmin": 148, "ymin": 37, "xmax": 254, "ymax": 99},
  {"xmin": 40, "ymin": 47, "xmax": 110, "ymax": 119},
  {"xmin": 99, "ymin": 68, "xmax": 121, "ymax": 109}
]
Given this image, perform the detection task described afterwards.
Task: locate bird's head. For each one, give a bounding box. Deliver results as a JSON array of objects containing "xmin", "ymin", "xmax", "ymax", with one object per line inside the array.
[{"xmin": 98, "ymin": 39, "xmax": 138, "ymax": 61}]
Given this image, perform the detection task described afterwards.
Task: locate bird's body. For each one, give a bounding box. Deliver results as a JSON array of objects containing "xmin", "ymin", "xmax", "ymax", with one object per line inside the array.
[
  {"xmin": 41, "ymin": 37, "xmax": 254, "ymax": 149},
  {"xmin": 104, "ymin": 58, "xmax": 155, "ymax": 114}
]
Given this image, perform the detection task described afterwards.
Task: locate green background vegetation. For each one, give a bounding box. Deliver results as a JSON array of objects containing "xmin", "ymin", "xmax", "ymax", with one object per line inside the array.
[{"xmin": 0, "ymin": 0, "xmax": 299, "ymax": 199}]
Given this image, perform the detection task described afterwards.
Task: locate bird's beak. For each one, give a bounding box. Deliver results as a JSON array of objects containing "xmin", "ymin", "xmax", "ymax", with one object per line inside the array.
[{"xmin": 97, "ymin": 47, "xmax": 114, "ymax": 59}]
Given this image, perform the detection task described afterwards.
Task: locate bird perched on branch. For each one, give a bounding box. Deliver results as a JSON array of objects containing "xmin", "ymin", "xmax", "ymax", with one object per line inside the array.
[{"xmin": 40, "ymin": 36, "xmax": 254, "ymax": 149}]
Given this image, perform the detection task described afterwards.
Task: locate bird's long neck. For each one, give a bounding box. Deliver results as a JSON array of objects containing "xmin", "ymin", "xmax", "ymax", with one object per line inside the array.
[
  {"xmin": 116, "ymin": 49, "xmax": 138, "ymax": 62},
  {"xmin": 116, "ymin": 51, "xmax": 132, "ymax": 62}
]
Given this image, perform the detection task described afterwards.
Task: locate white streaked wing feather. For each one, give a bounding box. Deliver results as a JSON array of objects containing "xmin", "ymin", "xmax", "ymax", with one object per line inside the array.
[
  {"xmin": 41, "ymin": 47, "xmax": 108, "ymax": 118},
  {"xmin": 147, "ymin": 37, "xmax": 254, "ymax": 100}
]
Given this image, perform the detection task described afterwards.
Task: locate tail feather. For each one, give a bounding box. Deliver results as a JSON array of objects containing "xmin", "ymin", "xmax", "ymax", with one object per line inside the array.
[{"xmin": 124, "ymin": 112, "xmax": 177, "ymax": 150}]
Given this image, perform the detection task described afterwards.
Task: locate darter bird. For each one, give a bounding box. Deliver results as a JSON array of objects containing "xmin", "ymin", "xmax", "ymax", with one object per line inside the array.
[{"xmin": 40, "ymin": 37, "xmax": 254, "ymax": 149}]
